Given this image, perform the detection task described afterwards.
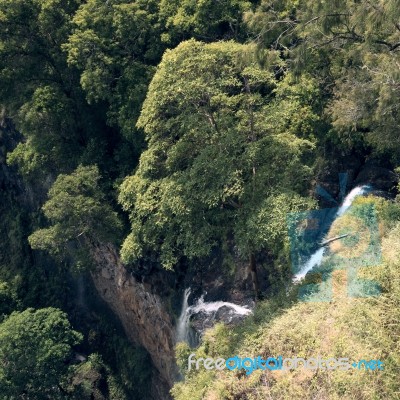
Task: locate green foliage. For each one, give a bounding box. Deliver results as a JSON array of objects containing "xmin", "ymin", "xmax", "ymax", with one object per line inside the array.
[
  {"xmin": 0, "ymin": 0, "xmax": 91, "ymax": 173},
  {"xmin": 64, "ymin": 0, "xmax": 162, "ymax": 143},
  {"xmin": 119, "ymin": 40, "xmax": 317, "ymax": 271},
  {"xmin": 0, "ymin": 282, "xmax": 18, "ymax": 321},
  {"xmin": 1, "ymin": 0, "xmax": 400, "ymax": 398},
  {"xmin": 29, "ymin": 165, "xmax": 122, "ymax": 267},
  {"xmin": 245, "ymin": 0, "xmax": 299, "ymax": 49},
  {"xmin": 0, "ymin": 307, "xmax": 82, "ymax": 398},
  {"xmin": 14, "ymin": 85, "xmax": 85, "ymax": 171},
  {"xmin": 0, "ymin": 129, "xmax": 75, "ymax": 314},
  {"xmin": 159, "ymin": 0, "xmax": 252, "ymax": 43},
  {"xmin": 172, "ymin": 207, "xmax": 400, "ymax": 399},
  {"xmin": 109, "ymin": 337, "xmax": 151, "ymax": 395},
  {"xmin": 248, "ymin": 0, "xmax": 400, "ymax": 160},
  {"xmin": 0, "ymin": 0, "xmax": 80, "ymax": 105},
  {"xmin": 6, "ymin": 142, "xmax": 48, "ymax": 176},
  {"xmin": 0, "ymin": 0, "xmax": 135, "ymax": 178},
  {"xmin": 67, "ymin": 353, "xmax": 132, "ymax": 400},
  {"xmin": 81, "ymin": 308, "xmax": 152, "ymax": 400},
  {"xmin": 354, "ymin": 194, "xmax": 400, "ymax": 232}
]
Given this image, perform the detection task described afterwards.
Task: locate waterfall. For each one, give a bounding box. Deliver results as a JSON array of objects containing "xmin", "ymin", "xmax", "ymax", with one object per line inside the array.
[
  {"xmin": 176, "ymin": 288, "xmax": 252, "ymax": 346},
  {"xmin": 176, "ymin": 288, "xmax": 191, "ymax": 344},
  {"xmin": 336, "ymin": 185, "xmax": 370, "ymax": 217},
  {"xmin": 189, "ymin": 295, "xmax": 252, "ymax": 316},
  {"xmin": 293, "ymin": 185, "xmax": 371, "ymax": 281},
  {"xmin": 293, "ymin": 247, "xmax": 326, "ymax": 282}
]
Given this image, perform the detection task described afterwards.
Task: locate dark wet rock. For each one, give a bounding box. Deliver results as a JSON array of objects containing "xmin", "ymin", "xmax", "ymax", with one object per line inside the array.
[
  {"xmin": 355, "ymin": 163, "xmax": 397, "ymax": 192},
  {"xmin": 188, "ymin": 299, "xmax": 253, "ymax": 339}
]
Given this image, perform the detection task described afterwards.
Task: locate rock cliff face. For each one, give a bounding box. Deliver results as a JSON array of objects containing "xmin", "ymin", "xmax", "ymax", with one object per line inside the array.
[
  {"xmin": 89, "ymin": 242, "xmax": 177, "ymax": 399},
  {"xmin": 1, "ymin": 116, "xmax": 177, "ymax": 399}
]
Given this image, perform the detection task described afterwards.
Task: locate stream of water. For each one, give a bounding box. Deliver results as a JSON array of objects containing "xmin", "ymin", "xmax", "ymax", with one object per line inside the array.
[
  {"xmin": 177, "ymin": 185, "xmax": 372, "ymax": 344},
  {"xmin": 293, "ymin": 185, "xmax": 371, "ymax": 281}
]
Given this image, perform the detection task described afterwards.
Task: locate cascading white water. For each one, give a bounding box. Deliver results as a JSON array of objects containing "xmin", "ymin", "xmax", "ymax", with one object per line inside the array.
[
  {"xmin": 336, "ymin": 185, "xmax": 370, "ymax": 217},
  {"xmin": 176, "ymin": 288, "xmax": 191, "ymax": 344},
  {"xmin": 293, "ymin": 247, "xmax": 326, "ymax": 282},
  {"xmin": 293, "ymin": 185, "xmax": 370, "ymax": 281},
  {"xmin": 176, "ymin": 288, "xmax": 252, "ymax": 345},
  {"xmin": 189, "ymin": 295, "xmax": 252, "ymax": 316}
]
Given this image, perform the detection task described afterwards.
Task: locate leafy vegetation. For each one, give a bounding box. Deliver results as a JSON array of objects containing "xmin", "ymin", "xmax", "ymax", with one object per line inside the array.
[
  {"xmin": 0, "ymin": 0, "xmax": 399, "ymax": 398},
  {"xmin": 0, "ymin": 308, "xmax": 82, "ymax": 398},
  {"xmin": 172, "ymin": 196, "xmax": 400, "ymax": 400},
  {"xmin": 119, "ymin": 40, "xmax": 317, "ymax": 295},
  {"xmin": 29, "ymin": 165, "xmax": 122, "ymax": 267}
]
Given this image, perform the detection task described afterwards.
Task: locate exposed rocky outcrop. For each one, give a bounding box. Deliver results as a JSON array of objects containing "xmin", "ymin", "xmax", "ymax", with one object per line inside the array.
[
  {"xmin": 354, "ymin": 162, "xmax": 397, "ymax": 192},
  {"xmin": 1, "ymin": 116, "xmax": 177, "ymax": 399},
  {"xmin": 315, "ymin": 153, "xmax": 397, "ymax": 207},
  {"xmin": 89, "ymin": 242, "xmax": 177, "ymax": 399},
  {"xmin": 190, "ymin": 301, "xmax": 254, "ymax": 336}
]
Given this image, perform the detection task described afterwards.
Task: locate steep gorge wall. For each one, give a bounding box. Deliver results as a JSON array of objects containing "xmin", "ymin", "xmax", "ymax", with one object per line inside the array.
[
  {"xmin": 1, "ymin": 117, "xmax": 177, "ymax": 399},
  {"xmin": 89, "ymin": 242, "xmax": 177, "ymax": 399}
]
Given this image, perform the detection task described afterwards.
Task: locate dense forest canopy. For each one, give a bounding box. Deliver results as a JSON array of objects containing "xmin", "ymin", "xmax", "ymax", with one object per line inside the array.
[{"xmin": 0, "ymin": 0, "xmax": 399, "ymax": 399}]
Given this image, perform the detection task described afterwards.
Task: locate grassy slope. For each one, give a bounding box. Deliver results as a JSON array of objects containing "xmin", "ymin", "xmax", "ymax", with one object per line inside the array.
[{"xmin": 172, "ymin": 197, "xmax": 400, "ymax": 399}]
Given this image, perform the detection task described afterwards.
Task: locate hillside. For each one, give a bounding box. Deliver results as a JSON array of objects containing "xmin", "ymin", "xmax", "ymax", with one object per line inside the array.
[
  {"xmin": 173, "ymin": 196, "xmax": 400, "ymax": 399},
  {"xmin": 0, "ymin": 1, "xmax": 399, "ymax": 399}
]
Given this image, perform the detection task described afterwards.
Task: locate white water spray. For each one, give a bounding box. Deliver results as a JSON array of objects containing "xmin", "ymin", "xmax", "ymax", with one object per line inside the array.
[
  {"xmin": 335, "ymin": 185, "xmax": 370, "ymax": 217},
  {"xmin": 189, "ymin": 295, "xmax": 252, "ymax": 316},
  {"xmin": 176, "ymin": 288, "xmax": 252, "ymax": 345},
  {"xmin": 293, "ymin": 185, "xmax": 370, "ymax": 281},
  {"xmin": 176, "ymin": 288, "xmax": 191, "ymax": 344}
]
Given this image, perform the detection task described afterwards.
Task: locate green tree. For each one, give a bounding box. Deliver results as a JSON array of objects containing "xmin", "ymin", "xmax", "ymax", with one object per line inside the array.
[
  {"xmin": 0, "ymin": 0, "xmax": 93, "ymax": 173},
  {"xmin": 29, "ymin": 165, "xmax": 122, "ymax": 268},
  {"xmin": 0, "ymin": 282, "xmax": 18, "ymax": 321},
  {"xmin": 248, "ymin": 0, "xmax": 400, "ymax": 160},
  {"xmin": 245, "ymin": 0, "xmax": 299, "ymax": 50},
  {"xmin": 64, "ymin": 0, "xmax": 163, "ymax": 144},
  {"xmin": 159, "ymin": 0, "xmax": 253, "ymax": 44},
  {"xmin": 119, "ymin": 40, "xmax": 317, "ymax": 297},
  {"xmin": 65, "ymin": 0, "xmax": 256, "ymax": 145},
  {"xmin": 0, "ymin": 308, "xmax": 82, "ymax": 398},
  {"xmin": 0, "ymin": 0, "xmax": 133, "ymax": 178}
]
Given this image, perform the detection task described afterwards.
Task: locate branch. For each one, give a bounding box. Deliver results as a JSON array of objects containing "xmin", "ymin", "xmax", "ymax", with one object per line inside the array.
[
  {"xmin": 203, "ymin": 110, "xmax": 219, "ymax": 134},
  {"xmin": 321, "ymin": 234, "xmax": 349, "ymax": 246},
  {"xmin": 375, "ymin": 40, "xmax": 400, "ymax": 51}
]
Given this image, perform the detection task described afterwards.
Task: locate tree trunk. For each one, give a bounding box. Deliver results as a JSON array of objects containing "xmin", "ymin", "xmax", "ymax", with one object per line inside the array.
[{"xmin": 249, "ymin": 253, "xmax": 260, "ymax": 300}]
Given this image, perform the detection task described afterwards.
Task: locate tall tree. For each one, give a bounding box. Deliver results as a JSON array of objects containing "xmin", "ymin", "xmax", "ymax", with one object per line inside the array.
[
  {"xmin": 247, "ymin": 0, "xmax": 400, "ymax": 161},
  {"xmin": 65, "ymin": 0, "xmax": 257, "ymax": 146},
  {"xmin": 119, "ymin": 40, "xmax": 317, "ymax": 297},
  {"xmin": 0, "ymin": 0, "xmax": 96, "ymax": 174},
  {"xmin": 64, "ymin": 0, "xmax": 163, "ymax": 145},
  {"xmin": 29, "ymin": 165, "xmax": 122, "ymax": 269},
  {"xmin": 0, "ymin": 308, "xmax": 82, "ymax": 398},
  {"xmin": 159, "ymin": 0, "xmax": 253, "ymax": 44}
]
